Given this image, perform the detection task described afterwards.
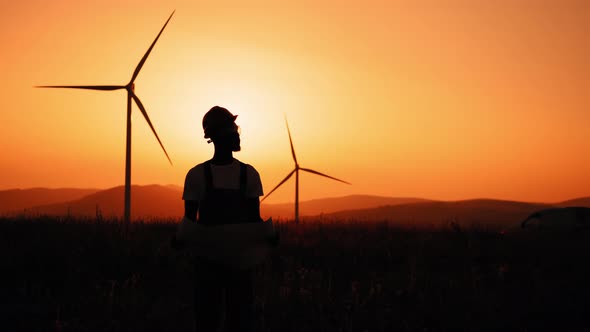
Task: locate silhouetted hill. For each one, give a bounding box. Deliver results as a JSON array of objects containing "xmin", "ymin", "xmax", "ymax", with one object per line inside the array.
[
  {"xmin": 556, "ymin": 197, "xmax": 590, "ymax": 208},
  {"xmin": 6, "ymin": 185, "xmax": 589, "ymax": 227},
  {"xmin": 164, "ymin": 184, "xmax": 183, "ymax": 192},
  {"xmin": 23, "ymin": 190, "xmax": 427, "ymax": 221},
  {"xmin": 261, "ymin": 195, "xmax": 430, "ymax": 218},
  {"xmin": 0, "ymin": 188, "xmax": 98, "ymax": 215},
  {"xmin": 27, "ymin": 185, "xmax": 183, "ymax": 220},
  {"xmin": 318, "ymin": 199, "xmax": 552, "ymax": 229}
]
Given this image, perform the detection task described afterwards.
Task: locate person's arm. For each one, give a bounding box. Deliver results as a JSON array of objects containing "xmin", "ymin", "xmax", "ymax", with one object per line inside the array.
[
  {"xmin": 245, "ymin": 166, "xmax": 264, "ymax": 223},
  {"xmin": 171, "ymin": 200, "xmax": 199, "ymax": 250},
  {"xmin": 246, "ymin": 197, "xmax": 263, "ymax": 223},
  {"xmin": 244, "ymin": 165, "xmax": 278, "ymax": 244},
  {"xmin": 247, "ymin": 196, "xmax": 280, "ymax": 246},
  {"xmin": 184, "ymin": 200, "xmax": 199, "ymax": 222},
  {"xmin": 181, "ymin": 167, "xmax": 201, "ymax": 222}
]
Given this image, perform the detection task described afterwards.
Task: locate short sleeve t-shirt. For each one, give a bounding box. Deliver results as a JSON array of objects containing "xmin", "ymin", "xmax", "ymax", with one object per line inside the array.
[{"xmin": 182, "ymin": 159, "xmax": 263, "ymax": 201}]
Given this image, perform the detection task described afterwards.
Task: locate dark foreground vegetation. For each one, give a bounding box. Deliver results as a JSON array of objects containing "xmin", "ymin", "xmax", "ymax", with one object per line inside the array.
[{"xmin": 2, "ymin": 216, "xmax": 589, "ymax": 332}]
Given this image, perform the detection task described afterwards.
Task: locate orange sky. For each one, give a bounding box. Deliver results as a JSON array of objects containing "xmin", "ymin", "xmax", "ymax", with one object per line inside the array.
[{"xmin": 0, "ymin": 0, "xmax": 588, "ymax": 203}]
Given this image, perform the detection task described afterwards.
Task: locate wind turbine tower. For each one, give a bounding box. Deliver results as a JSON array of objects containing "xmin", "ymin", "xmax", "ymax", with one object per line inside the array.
[
  {"xmin": 262, "ymin": 117, "xmax": 351, "ymax": 224},
  {"xmin": 36, "ymin": 11, "xmax": 175, "ymax": 226}
]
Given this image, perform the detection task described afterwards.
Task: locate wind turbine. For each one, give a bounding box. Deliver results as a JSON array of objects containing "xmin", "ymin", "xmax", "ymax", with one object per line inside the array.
[
  {"xmin": 35, "ymin": 11, "xmax": 175, "ymax": 226},
  {"xmin": 261, "ymin": 117, "xmax": 351, "ymax": 224}
]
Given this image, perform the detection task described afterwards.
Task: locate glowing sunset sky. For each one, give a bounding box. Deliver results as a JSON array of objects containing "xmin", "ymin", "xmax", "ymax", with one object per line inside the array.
[{"xmin": 0, "ymin": 0, "xmax": 588, "ymax": 203}]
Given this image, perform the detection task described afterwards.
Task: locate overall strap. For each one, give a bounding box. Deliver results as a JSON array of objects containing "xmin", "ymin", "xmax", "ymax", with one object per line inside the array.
[
  {"xmin": 239, "ymin": 161, "xmax": 248, "ymax": 196},
  {"xmin": 203, "ymin": 160, "xmax": 213, "ymax": 193}
]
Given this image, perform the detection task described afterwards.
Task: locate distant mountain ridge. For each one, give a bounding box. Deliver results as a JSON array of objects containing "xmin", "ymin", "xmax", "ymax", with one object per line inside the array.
[
  {"xmin": 556, "ymin": 197, "xmax": 590, "ymax": 207},
  {"xmin": 261, "ymin": 195, "xmax": 431, "ymax": 218},
  {"xmin": 24, "ymin": 185, "xmax": 183, "ymax": 220},
  {"xmin": 0, "ymin": 188, "xmax": 99, "ymax": 215},
  {"xmin": 1, "ymin": 186, "xmax": 588, "ymax": 227},
  {"xmin": 316, "ymin": 199, "xmax": 554, "ymax": 228}
]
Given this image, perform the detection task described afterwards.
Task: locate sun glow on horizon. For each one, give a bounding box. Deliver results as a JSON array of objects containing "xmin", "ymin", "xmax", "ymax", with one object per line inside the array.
[{"xmin": 0, "ymin": 1, "xmax": 588, "ymax": 203}]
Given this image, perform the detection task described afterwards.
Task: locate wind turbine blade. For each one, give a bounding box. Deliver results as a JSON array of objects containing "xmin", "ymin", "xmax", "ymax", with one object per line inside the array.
[
  {"xmin": 300, "ymin": 167, "xmax": 351, "ymax": 185},
  {"xmin": 285, "ymin": 116, "xmax": 298, "ymax": 165},
  {"xmin": 130, "ymin": 10, "xmax": 175, "ymax": 83},
  {"xmin": 35, "ymin": 85, "xmax": 125, "ymax": 91},
  {"xmin": 261, "ymin": 169, "xmax": 296, "ymax": 202},
  {"xmin": 131, "ymin": 93, "xmax": 173, "ymax": 165}
]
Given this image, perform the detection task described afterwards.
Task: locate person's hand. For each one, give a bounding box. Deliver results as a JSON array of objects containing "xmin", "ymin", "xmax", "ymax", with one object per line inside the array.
[{"xmin": 170, "ymin": 235, "xmax": 185, "ymax": 251}]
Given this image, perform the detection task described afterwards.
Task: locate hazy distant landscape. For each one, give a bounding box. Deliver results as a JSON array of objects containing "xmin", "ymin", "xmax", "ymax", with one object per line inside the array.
[{"xmin": 2, "ymin": 185, "xmax": 589, "ymax": 230}]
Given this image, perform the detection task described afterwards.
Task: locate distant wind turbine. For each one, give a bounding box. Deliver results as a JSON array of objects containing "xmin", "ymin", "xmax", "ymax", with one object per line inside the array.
[
  {"xmin": 261, "ymin": 117, "xmax": 351, "ymax": 224},
  {"xmin": 35, "ymin": 11, "xmax": 175, "ymax": 226}
]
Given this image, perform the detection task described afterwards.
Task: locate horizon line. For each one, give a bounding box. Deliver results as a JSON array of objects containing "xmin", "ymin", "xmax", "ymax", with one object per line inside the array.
[{"xmin": 0, "ymin": 184, "xmax": 588, "ymax": 205}]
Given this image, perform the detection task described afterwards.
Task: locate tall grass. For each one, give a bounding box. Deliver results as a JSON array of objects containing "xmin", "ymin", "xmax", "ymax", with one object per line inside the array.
[{"xmin": 1, "ymin": 216, "xmax": 589, "ymax": 331}]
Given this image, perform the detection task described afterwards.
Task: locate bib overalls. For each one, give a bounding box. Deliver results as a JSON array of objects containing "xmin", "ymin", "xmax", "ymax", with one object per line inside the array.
[{"xmin": 194, "ymin": 160, "xmax": 257, "ymax": 332}]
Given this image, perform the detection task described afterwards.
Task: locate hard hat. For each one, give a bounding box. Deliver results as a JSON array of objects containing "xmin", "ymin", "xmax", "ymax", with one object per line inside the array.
[{"xmin": 202, "ymin": 106, "xmax": 238, "ymax": 139}]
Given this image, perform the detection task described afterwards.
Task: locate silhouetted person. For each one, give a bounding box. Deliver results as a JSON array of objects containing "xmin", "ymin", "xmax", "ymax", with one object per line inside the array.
[{"xmin": 180, "ymin": 106, "xmax": 264, "ymax": 332}]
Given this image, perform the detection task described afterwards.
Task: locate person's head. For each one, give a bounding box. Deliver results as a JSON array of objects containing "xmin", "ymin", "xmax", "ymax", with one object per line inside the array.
[{"xmin": 202, "ymin": 106, "xmax": 241, "ymax": 151}]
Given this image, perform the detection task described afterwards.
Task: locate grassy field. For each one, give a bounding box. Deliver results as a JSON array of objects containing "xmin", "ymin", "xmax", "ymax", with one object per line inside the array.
[{"xmin": 1, "ymin": 216, "xmax": 589, "ymax": 331}]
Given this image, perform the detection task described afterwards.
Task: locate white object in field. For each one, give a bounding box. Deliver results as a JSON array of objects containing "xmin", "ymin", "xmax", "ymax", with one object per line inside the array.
[{"xmin": 176, "ymin": 217, "xmax": 277, "ymax": 269}]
